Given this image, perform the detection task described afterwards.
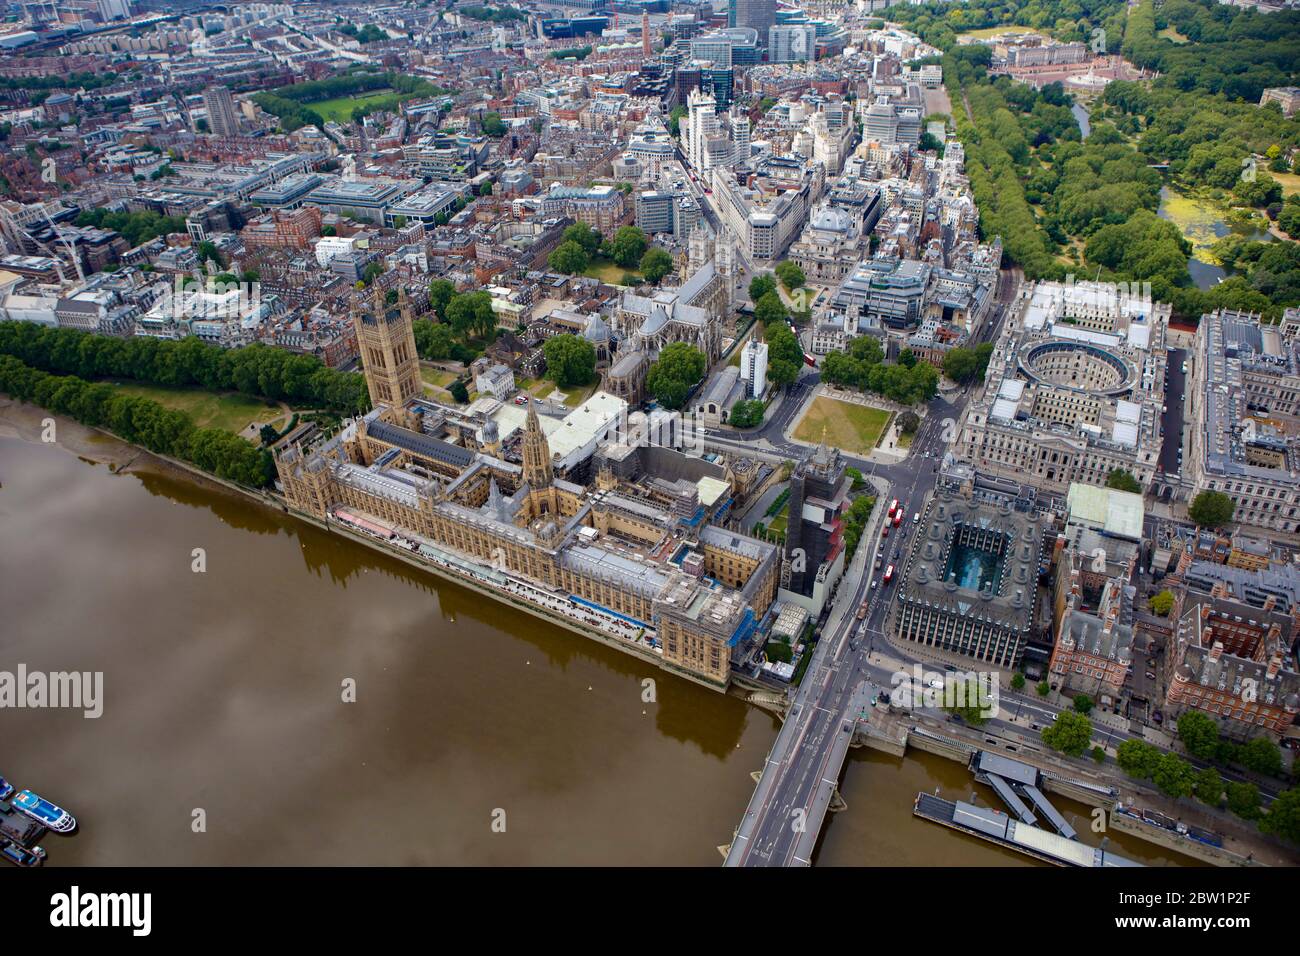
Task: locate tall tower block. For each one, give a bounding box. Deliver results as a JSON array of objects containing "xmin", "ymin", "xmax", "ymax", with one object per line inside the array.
[
  {"xmin": 354, "ymin": 285, "xmax": 421, "ymax": 409},
  {"xmin": 642, "ymin": 12, "xmax": 651, "ymax": 57}
]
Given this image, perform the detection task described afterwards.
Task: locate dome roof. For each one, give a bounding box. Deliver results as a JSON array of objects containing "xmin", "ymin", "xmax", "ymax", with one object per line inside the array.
[{"xmin": 811, "ymin": 205, "xmax": 852, "ymax": 234}]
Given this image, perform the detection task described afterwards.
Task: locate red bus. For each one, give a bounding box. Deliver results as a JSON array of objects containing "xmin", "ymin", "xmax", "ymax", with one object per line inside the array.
[
  {"xmin": 889, "ymin": 499, "xmax": 899, "ymax": 517},
  {"xmin": 883, "ymin": 564, "xmax": 895, "ymax": 584}
]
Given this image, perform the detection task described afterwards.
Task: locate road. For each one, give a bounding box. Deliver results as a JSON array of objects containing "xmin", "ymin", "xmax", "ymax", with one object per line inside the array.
[
  {"xmin": 1158, "ymin": 346, "xmax": 1187, "ymax": 480},
  {"xmin": 724, "ymin": 378, "xmax": 978, "ymax": 866}
]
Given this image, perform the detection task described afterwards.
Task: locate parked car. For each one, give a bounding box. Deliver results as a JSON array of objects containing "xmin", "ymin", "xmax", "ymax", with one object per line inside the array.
[{"xmin": 1145, "ymin": 671, "xmax": 1157, "ymax": 680}]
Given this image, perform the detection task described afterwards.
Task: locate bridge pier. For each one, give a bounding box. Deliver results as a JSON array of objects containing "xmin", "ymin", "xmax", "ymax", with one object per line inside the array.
[{"xmin": 829, "ymin": 788, "xmax": 847, "ymax": 813}]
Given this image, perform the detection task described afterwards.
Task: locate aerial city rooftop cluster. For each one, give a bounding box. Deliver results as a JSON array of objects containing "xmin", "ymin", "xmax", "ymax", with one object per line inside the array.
[{"xmin": 2, "ymin": 0, "xmax": 1300, "ymax": 867}]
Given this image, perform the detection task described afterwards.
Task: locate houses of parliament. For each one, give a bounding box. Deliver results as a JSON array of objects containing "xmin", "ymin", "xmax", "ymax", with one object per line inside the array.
[{"xmin": 275, "ymin": 284, "xmax": 780, "ymax": 689}]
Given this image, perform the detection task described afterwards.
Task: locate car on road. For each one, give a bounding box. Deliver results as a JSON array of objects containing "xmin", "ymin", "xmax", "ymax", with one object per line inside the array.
[
  {"xmin": 912, "ymin": 512, "xmax": 920, "ymax": 523},
  {"xmin": 1145, "ymin": 671, "xmax": 1157, "ymax": 680},
  {"xmin": 1030, "ymin": 723, "xmax": 1041, "ymax": 731},
  {"xmin": 1152, "ymin": 710, "xmax": 1164, "ymax": 724}
]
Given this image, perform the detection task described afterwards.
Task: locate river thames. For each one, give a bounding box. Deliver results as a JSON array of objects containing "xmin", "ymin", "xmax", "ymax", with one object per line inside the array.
[{"xmin": 0, "ymin": 403, "xmax": 1198, "ymax": 866}]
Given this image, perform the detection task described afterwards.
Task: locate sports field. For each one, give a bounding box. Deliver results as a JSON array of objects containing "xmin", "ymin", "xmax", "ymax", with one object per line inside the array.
[{"xmin": 792, "ymin": 396, "xmax": 892, "ymax": 454}]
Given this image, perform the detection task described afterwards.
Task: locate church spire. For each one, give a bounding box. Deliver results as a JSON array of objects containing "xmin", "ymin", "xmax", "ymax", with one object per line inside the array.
[{"xmin": 521, "ymin": 399, "xmax": 553, "ymax": 489}]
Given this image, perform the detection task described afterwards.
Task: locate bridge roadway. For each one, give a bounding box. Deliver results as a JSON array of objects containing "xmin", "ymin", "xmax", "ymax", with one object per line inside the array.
[
  {"xmin": 723, "ymin": 268, "xmax": 1022, "ymax": 867},
  {"xmin": 724, "ymin": 410, "xmax": 952, "ymax": 866}
]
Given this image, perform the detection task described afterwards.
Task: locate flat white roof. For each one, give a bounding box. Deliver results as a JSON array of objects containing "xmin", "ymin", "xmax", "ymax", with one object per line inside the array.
[
  {"xmin": 547, "ymin": 391, "xmax": 628, "ymax": 461},
  {"xmin": 697, "ymin": 475, "xmax": 730, "ymax": 508},
  {"xmin": 1067, "ymin": 482, "xmax": 1144, "ymax": 541}
]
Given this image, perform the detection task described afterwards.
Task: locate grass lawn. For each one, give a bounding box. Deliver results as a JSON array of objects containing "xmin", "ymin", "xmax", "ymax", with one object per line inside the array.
[
  {"xmin": 516, "ymin": 376, "xmax": 558, "ymax": 400},
  {"xmin": 421, "ymin": 367, "xmax": 459, "ymax": 400},
  {"xmin": 553, "ymin": 381, "xmax": 598, "ymax": 408},
  {"xmin": 767, "ymin": 503, "xmax": 789, "ymax": 536},
  {"xmin": 582, "ymin": 256, "xmax": 640, "ymax": 286},
  {"xmin": 111, "ymin": 382, "xmax": 280, "ymax": 434},
  {"xmin": 1158, "ymin": 26, "xmax": 1189, "ymax": 43},
  {"xmin": 793, "ymin": 396, "xmax": 892, "ymax": 455},
  {"xmin": 421, "ymin": 367, "xmax": 458, "ymax": 389},
  {"xmin": 957, "ymin": 25, "xmax": 1036, "ymax": 39},
  {"xmin": 305, "ymin": 91, "xmax": 399, "ymax": 124},
  {"xmin": 1270, "ymin": 170, "xmax": 1300, "ymax": 198}
]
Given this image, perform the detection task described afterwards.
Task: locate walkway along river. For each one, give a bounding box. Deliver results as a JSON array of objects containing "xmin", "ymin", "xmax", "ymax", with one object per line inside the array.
[{"xmin": 0, "ymin": 401, "xmax": 1198, "ymax": 866}]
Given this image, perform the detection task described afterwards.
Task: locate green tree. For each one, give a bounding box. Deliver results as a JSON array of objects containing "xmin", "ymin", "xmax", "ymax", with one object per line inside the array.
[
  {"xmin": 1238, "ymin": 736, "xmax": 1283, "ymax": 777},
  {"xmin": 668, "ymin": 105, "xmax": 686, "ymax": 138},
  {"xmin": 259, "ymin": 423, "xmax": 279, "ymax": 445},
  {"xmin": 841, "ymin": 495, "xmax": 877, "ymax": 560},
  {"xmin": 896, "ymin": 410, "xmax": 921, "ymax": 435},
  {"xmin": 609, "ymin": 226, "xmax": 648, "ymax": 268},
  {"xmin": 543, "ymin": 334, "xmax": 596, "ymax": 389},
  {"xmin": 646, "ymin": 342, "xmax": 707, "ymax": 409},
  {"xmin": 1010, "ymin": 672, "xmax": 1026, "ymax": 691},
  {"xmin": 775, "ymin": 259, "xmax": 805, "ymax": 291},
  {"xmin": 548, "ymin": 240, "xmax": 589, "ymax": 275},
  {"xmin": 754, "ymin": 290, "xmax": 788, "ymax": 327},
  {"xmin": 1091, "ymin": 745, "xmax": 1106, "ymax": 763},
  {"xmin": 562, "ymin": 222, "xmax": 601, "ymax": 256},
  {"xmin": 444, "ymin": 291, "xmax": 496, "ymax": 340},
  {"xmin": 1225, "ymin": 781, "xmax": 1262, "ymax": 821},
  {"xmin": 941, "ymin": 676, "xmax": 993, "ymax": 725},
  {"xmin": 1176, "ymin": 711, "xmax": 1221, "ymax": 761},
  {"xmin": 1117, "ymin": 739, "xmax": 1162, "ymax": 779},
  {"xmin": 1148, "ymin": 590, "xmax": 1175, "ymax": 617},
  {"xmin": 1152, "ymin": 753, "xmax": 1196, "ymax": 800},
  {"xmin": 640, "ymin": 247, "xmax": 673, "ymax": 284},
  {"xmin": 428, "ymin": 279, "xmax": 456, "ymax": 319},
  {"xmin": 481, "ymin": 111, "xmax": 506, "ymax": 136},
  {"xmin": 1041, "ymin": 710, "xmax": 1092, "ymax": 758},
  {"xmin": 942, "ymin": 343, "xmax": 994, "ymax": 384},
  {"xmin": 448, "ymin": 378, "xmax": 469, "ymax": 403},
  {"xmin": 749, "ymin": 273, "xmax": 777, "ymax": 303},
  {"xmin": 413, "ymin": 319, "xmax": 455, "ymax": 361},
  {"xmin": 764, "ymin": 323, "xmax": 803, "ymax": 388},
  {"xmin": 1036, "ymin": 680, "xmax": 1050, "ymax": 697},
  {"xmin": 728, "ymin": 399, "xmax": 765, "ymax": 428},
  {"xmin": 1188, "ymin": 490, "xmax": 1235, "ymax": 528},
  {"xmin": 1258, "ymin": 790, "xmax": 1300, "ymax": 842},
  {"xmin": 1194, "ymin": 767, "xmax": 1225, "ymax": 807},
  {"xmin": 1106, "ymin": 468, "xmax": 1142, "ymax": 493},
  {"xmin": 1073, "ymin": 694, "xmax": 1093, "ymax": 714}
]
